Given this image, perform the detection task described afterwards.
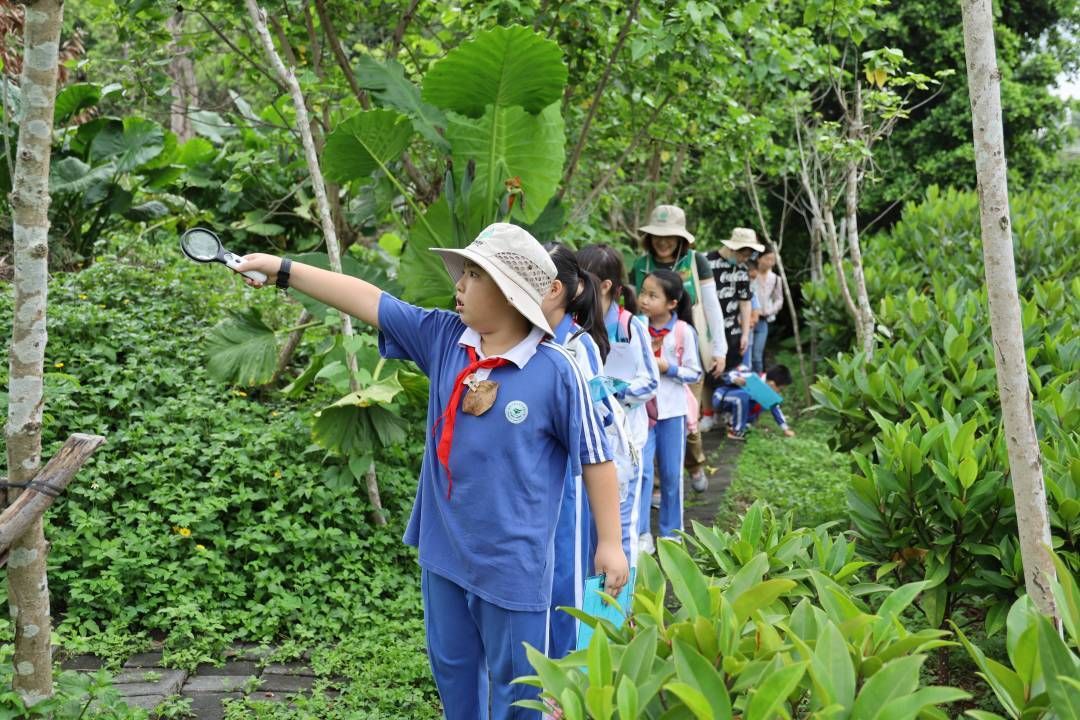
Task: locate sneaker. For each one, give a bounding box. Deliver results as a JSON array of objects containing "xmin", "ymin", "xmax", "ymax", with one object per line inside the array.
[
  {"xmin": 698, "ymin": 415, "xmax": 715, "ymax": 432},
  {"xmin": 691, "ymin": 470, "xmax": 708, "ymax": 492},
  {"xmin": 727, "ymin": 428, "xmax": 747, "ymax": 441},
  {"xmin": 638, "ymin": 532, "xmax": 656, "ymax": 555},
  {"xmin": 651, "ymin": 490, "xmax": 661, "ymax": 509}
]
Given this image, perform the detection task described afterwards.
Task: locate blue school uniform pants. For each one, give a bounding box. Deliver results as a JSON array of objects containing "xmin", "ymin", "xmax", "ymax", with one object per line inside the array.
[
  {"xmin": 422, "ymin": 570, "xmax": 547, "ymax": 720},
  {"xmin": 549, "ymin": 474, "xmax": 592, "ymax": 659},
  {"xmin": 714, "ymin": 387, "xmax": 754, "ymax": 432},
  {"xmin": 638, "ymin": 416, "xmax": 687, "ymax": 539}
]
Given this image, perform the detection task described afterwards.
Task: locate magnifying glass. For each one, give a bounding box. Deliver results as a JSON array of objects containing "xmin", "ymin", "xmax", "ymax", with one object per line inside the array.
[{"xmin": 180, "ymin": 227, "xmax": 267, "ymax": 284}]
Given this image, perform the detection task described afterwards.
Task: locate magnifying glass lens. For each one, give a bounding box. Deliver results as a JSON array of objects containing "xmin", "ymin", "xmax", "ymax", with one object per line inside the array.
[{"xmin": 182, "ymin": 230, "xmax": 221, "ymax": 261}]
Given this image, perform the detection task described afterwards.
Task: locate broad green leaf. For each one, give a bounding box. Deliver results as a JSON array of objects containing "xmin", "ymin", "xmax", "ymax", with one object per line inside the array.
[
  {"xmin": 1005, "ymin": 597, "xmax": 1041, "ymax": 687},
  {"xmin": 616, "ymin": 677, "xmax": 639, "ymax": 720},
  {"xmin": 731, "ymin": 579, "xmax": 796, "ymax": 623},
  {"xmin": 89, "ymin": 116, "xmax": 166, "ymax": 172},
  {"xmin": 658, "ymin": 539, "xmax": 711, "ymax": 617},
  {"xmin": 954, "ymin": 623, "xmax": 1024, "ymax": 718},
  {"xmin": 205, "ymin": 308, "xmax": 278, "ymax": 387},
  {"xmin": 588, "ymin": 627, "xmax": 613, "ymax": 686},
  {"xmin": 672, "ymin": 639, "xmax": 733, "ymax": 720},
  {"xmin": 323, "ymin": 108, "xmax": 415, "ymax": 184},
  {"xmin": 445, "ymin": 102, "xmax": 565, "ymax": 225},
  {"xmin": 399, "ymin": 198, "xmax": 458, "ymax": 308},
  {"xmin": 177, "ymin": 137, "xmax": 216, "ymax": 166},
  {"xmin": 618, "ymin": 625, "xmax": 657, "ymax": 688},
  {"xmin": 877, "ymin": 686, "xmax": 971, "ymax": 720},
  {"xmin": 1037, "ymin": 615, "xmax": 1080, "ymax": 719},
  {"xmin": 813, "ymin": 621, "xmax": 855, "ymax": 708},
  {"xmin": 54, "ymin": 82, "xmax": 101, "ymax": 123},
  {"xmin": 1050, "ymin": 551, "xmax": 1080, "ymax": 647},
  {"xmin": 354, "ymin": 56, "xmax": 449, "ymax": 150},
  {"xmin": 663, "ymin": 682, "xmax": 713, "ymax": 719},
  {"xmin": 746, "ymin": 661, "xmax": 806, "ymax": 720},
  {"xmin": 422, "ymin": 24, "xmax": 567, "ymax": 118},
  {"xmin": 850, "ymin": 656, "xmax": 924, "ymax": 720},
  {"xmin": 873, "ymin": 581, "xmax": 928, "ymax": 645},
  {"xmin": 49, "ymin": 157, "xmax": 115, "ymax": 196}
]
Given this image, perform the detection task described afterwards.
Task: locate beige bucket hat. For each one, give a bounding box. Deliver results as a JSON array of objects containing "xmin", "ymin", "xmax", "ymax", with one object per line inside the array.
[
  {"xmin": 721, "ymin": 227, "xmax": 765, "ymax": 253},
  {"xmin": 638, "ymin": 204, "xmax": 695, "ymax": 245},
  {"xmin": 431, "ymin": 223, "xmax": 557, "ymax": 335}
]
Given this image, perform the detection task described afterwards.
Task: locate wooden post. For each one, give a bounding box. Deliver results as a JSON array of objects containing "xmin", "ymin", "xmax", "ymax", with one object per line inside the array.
[{"xmin": 1, "ymin": 434, "xmax": 106, "ymax": 563}]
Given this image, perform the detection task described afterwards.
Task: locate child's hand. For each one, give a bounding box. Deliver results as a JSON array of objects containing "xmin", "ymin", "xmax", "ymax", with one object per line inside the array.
[
  {"xmin": 733, "ymin": 376, "xmax": 746, "ymax": 387},
  {"xmin": 594, "ymin": 541, "xmax": 629, "ymax": 598},
  {"xmin": 783, "ymin": 428, "xmax": 796, "ymax": 437},
  {"xmin": 233, "ymin": 253, "xmax": 283, "ymax": 288},
  {"xmin": 657, "ymin": 357, "xmax": 669, "ymax": 373}
]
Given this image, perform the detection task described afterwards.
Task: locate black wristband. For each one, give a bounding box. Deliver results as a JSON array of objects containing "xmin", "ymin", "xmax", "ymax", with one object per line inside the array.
[{"xmin": 276, "ymin": 257, "xmax": 292, "ymax": 290}]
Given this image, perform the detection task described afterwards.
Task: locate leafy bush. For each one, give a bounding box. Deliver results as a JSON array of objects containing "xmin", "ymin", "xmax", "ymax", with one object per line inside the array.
[
  {"xmin": 0, "ymin": 246, "xmax": 432, "ymax": 680},
  {"xmin": 518, "ymin": 502, "xmax": 971, "ymax": 719}
]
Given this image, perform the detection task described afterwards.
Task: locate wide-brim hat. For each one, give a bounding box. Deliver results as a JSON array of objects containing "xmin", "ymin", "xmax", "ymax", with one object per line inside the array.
[
  {"xmin": 431, "ymin": 223, "xmax": 557, "ymax": 336},
  {"xmin": 638, "ymin": 204, "xmax": 695, "ymax": 245},
  {"xmin": 721, "ymin": 227, "xmax": 765, "ymax": 253}
]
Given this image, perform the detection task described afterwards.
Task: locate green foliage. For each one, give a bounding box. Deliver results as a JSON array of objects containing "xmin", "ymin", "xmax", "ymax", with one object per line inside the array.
[
  {"xmin": 715, "ymin": 418, "xmax": 849, "ymax": 531},
  {"xmin": 0, "ymin": 245, "xmax": 432, "ymax": 687},
  {"xmin": 806, "ymin": 183, "xmax": 1079, "ymax": 633},
  {"xmin": 518, "ymin": 502, "xmax": 970, "ymax": 718},
  {"xmin": 954, "ymin": 554, "xmax": 1080, "ymax": 720}
]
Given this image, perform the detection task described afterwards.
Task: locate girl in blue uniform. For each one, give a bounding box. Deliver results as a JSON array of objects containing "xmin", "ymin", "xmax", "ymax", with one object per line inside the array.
[
  {"xmin": 236, "ymin": 225, "xmax": 628, "ymax": 719},
  {"xmin": 577, "ymin": 244, "xmax": 659, "ymax": 566},
  {"xmin": 540, "ymin": 243, "xmax": 622, "ymax": 659},
  {"xmin": 637, "ymin": 269, "xmax": 703, "ymax": 545}
]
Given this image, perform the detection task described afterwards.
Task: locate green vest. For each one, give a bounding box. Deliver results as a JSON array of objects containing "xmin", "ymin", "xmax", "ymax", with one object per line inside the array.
[{"xmin": 631, "ymin": 252, "xmax": 699, "ymax": 305}]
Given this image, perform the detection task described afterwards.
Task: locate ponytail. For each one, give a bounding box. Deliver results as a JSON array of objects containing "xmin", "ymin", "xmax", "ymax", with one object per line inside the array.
[
  {"xmin": 578, "ymin": 243, "xmax": 638, "ymax": 316},
  {"xmin": 544, "ymin": 243, "xmax": 611, "ymax": 360}
]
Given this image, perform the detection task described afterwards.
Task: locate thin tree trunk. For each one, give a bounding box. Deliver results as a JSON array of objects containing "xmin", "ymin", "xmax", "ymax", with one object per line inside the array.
[
  {"xmin": 809, "ymin": 221, "xmax": 824, "ymax": 283},
  {"xmin": 845, "ymin": 80, "xmax": 875, "ymax": 358},
  {"xmin": 745, "ymin": 160, "xmax": 811, "ymax": 403},
  {"xmin": 961, "ymin": 0, "xmax": 1058, "ymax": 621},
  {"xmin": 556, "ymin": 0, "xmax": 640, "ymax": 201},
  {"xmin": 246, "ymin": 0, "xmax": 385, "ymax": 526},
  {"xmin": 6, "ymin": 0, "xmax": 63, "ymax": 702},
  {"xmin": 166, "ymin": 12, "xmax": 197, "ymax": 142}
]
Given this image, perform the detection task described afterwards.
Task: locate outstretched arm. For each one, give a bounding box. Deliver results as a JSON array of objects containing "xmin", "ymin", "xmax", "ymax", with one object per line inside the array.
[{"xmin": 234, "ymin": 254, "xmax": 383, "ymax": 329}]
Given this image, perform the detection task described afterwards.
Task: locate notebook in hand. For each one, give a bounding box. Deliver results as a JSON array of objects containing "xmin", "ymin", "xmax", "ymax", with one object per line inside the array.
[
  {"xmin": 745, "ymin": 373, "xmax": 783, "ymax": 409},
  {"xmin": 575, "ymin": 568, "xmax": 636, "ymax": 650}
]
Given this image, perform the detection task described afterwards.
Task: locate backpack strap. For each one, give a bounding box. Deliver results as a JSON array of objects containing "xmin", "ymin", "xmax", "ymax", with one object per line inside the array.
[
  {"xmin": 673, "ymin": 319, "xmax": 687, "ymax": 365},
  {"xmin": 617, "ymin": 308, "xmax": 633, "ymax": 343}
]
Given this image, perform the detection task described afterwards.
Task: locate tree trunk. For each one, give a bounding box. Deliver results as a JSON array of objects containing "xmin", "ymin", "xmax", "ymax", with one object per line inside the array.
[
  {"xmin": 844, "ymin": 81, "xmax": 875, "ymax": 358},
  {"xmin": 960, "ymin": 0, "xmax": 1058, "ymax": 621},
  {"xmin": 6, "ymin": 0, "xmax": 64, "ymax": 702},
  {"xmin": 166, "ymin": 12, "xmax": 198, "ymax": 142},
  {"xmin": 246, "ymin": 0, "xmax": 385, "ymax": 525}
]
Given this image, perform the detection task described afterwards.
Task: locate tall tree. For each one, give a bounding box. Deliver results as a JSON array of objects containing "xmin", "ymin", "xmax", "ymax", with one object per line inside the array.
[
  {"xmin": 960, "ymin": 0, "xmax": 1059, "ymax": 622},
  {"xmin": 5, "ymin": 0, "xmax": 64, "ymax": 702}
]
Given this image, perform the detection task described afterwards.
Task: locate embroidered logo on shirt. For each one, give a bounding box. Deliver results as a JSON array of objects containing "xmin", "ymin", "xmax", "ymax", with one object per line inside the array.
[{"xmin": 505, "ymin": 400, "xmax": 529, "ymax": 424}]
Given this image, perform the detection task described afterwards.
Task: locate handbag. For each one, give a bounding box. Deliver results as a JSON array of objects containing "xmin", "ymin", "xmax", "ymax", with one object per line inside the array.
[{"xmin": 688, "ymin": 252, "xmax": 713, "ymax": 369}]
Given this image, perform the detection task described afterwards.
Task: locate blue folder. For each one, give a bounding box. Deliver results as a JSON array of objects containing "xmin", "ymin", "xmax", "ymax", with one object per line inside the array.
[
  {"xmin": 745, "ymin": 373, "xmax": 784, "ymax": 409},
  {"xmin": 576, "ymin": 568, "xmax": 636, "ymax": 650}
]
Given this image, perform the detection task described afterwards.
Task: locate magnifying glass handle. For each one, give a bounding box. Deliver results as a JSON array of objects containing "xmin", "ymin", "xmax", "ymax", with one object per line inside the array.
[{"xmin": 223, "ymin": 253, "xmax": 268, "ymax": 284}]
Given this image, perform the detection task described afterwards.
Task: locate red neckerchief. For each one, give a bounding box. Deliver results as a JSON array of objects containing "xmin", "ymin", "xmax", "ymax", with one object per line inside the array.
[
  {"xmin": 648, "ymin": 326, "xmax": 670, "ymax": 358},
  {"xmin": 431, "ymin": 345, "xmax": 509, "ymax": 498}
]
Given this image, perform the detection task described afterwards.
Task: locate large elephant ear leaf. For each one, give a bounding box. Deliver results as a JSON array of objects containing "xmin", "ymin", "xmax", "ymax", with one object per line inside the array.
[
  {"xmin": 205, "ymin": 308, "xmax": 279, "ymax": 387},
  {"xmin": 323, "ymin": 108, "xmax": 415, "ymax": 184},
  {"xmin": 421, "ymin": 25, "xmax": 567, "ymax": 118},
  {"xmin": 446, "ymin": 103, "xmax": 565, "ymax": 225},
  {"xmin": 89, "ymin": 116, "xmax": 166, "ymax": 172},
  {"xmin": 354, "ymin": 56, "xmax": 449, "ymax": 151}
]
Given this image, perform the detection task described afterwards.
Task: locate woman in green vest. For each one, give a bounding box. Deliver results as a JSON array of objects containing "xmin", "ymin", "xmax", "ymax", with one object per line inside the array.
[{"xmin": 631, "ymin": 205, "xmax": 727, "ymax": 494}]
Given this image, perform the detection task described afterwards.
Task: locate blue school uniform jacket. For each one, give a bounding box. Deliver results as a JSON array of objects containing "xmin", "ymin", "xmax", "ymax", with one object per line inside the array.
[{"xmin": 377, "ymin": 294, "xmax": 611, "ymax": 612}]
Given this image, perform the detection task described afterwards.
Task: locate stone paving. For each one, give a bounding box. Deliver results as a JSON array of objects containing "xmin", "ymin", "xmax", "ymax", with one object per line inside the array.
[{"xmin": 61, "ymin": 644, "xmax": 333, "ymax": 719}]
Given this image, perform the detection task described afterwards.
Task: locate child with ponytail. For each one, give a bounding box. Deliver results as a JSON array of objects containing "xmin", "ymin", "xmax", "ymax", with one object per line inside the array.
[
  {"xmin": 637, "ymin": 269, "xmax": 702, "ymax": 549},
  {"xmin": 577, "ymin": 244, "xmax": 659, "ymax": 565},
  {"xmin": 541, "ymin": 243, "xmax": 627, "ymax": 658}
]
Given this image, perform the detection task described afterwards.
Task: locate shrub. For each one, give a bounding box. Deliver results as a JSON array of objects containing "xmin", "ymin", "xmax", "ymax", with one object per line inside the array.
[{"xmin": 518, "ymin": 502, "xmax": 971, "ymax": 719}]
